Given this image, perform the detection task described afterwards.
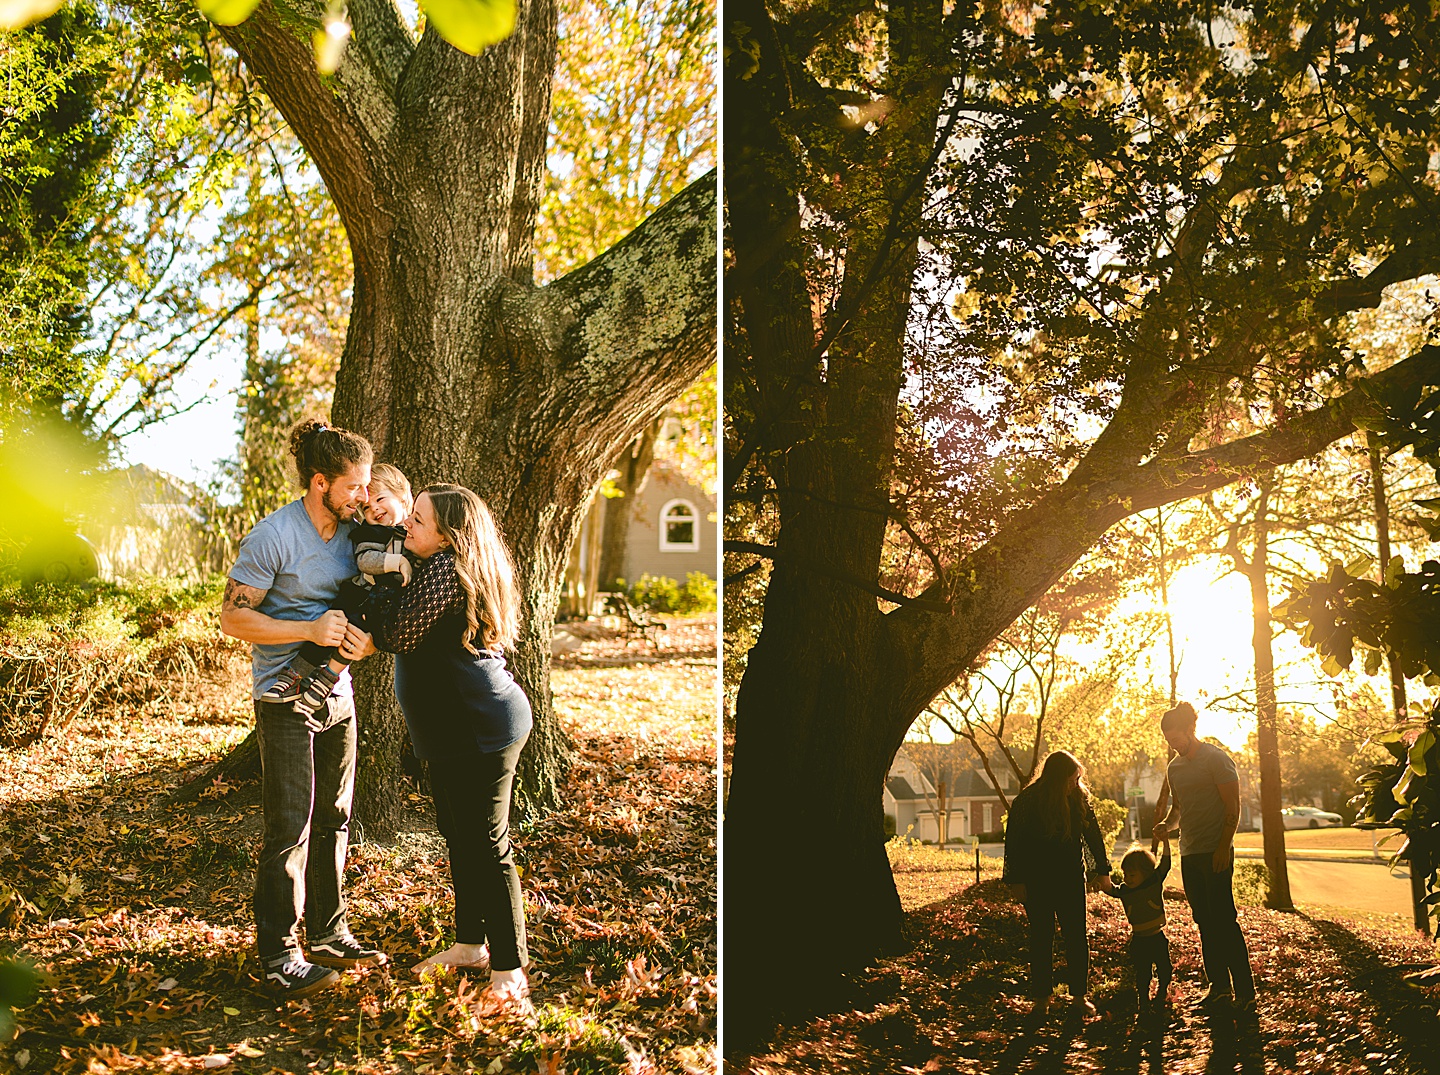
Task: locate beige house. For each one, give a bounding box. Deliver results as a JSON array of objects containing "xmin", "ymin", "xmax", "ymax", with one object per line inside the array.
[
  {"xmin": 885, "ymin": 749, "xmax": 943, "ymax": 843},
  {"xmin": 886, "ymin": 746, "xmax": 1017, "ymax": 843},
  {"xmin": 613, "ymin": 460, "xmax": 716, "ymax": 586},
  {"xmin": 81, "ymin": 466, "xmax": 217, "ymax": 579},
  {"xmin": 561, "ymin": 459, "xmax": 717, "ymax": 617}
]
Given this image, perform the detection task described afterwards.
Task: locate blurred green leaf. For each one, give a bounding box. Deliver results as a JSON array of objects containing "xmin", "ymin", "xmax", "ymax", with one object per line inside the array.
[
  {"xmin": 194, "ymin": 0, "xmax": 260, "ymax": 27},
  {"xmin": 0, "ymin": 958, "xmax": 39, "ymax": 1013},
  {"xmin": 419, "ymin": 0, "xmax": 515, "ymax": 55}
]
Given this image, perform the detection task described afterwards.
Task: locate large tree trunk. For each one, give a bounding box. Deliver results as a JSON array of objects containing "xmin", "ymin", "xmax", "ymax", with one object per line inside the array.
[{"xmin": 214, "ymin": 0, "xmax": 715, "ymax": 835}]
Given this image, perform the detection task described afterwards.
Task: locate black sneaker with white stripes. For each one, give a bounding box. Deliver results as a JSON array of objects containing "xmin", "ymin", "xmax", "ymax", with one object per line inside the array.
[
  {"xmin": 260, "ymin": 660, "xmax": 315, "ymax": 704},
  {"xmin": 307, "ymin": 932, "xmax": 389, "ymax": 969},
  {"xmin": 262, "ymin": 952, "xmax": 339, "ymax": 997}
]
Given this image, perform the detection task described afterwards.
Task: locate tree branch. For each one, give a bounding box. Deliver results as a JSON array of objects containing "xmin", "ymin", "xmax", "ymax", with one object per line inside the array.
[
  {"xmin": 1114, "ymin": 349, "xmax": 1440, "ymax": 513},
  {"xmin": 538, "ymin": 171, "xmax": 717, "ymax": 423},
  {"xmin": 882, "ymin": 345, "xmax": 1440, "ymax": 724},
  {"xmin": 723, "ymin": 540, "xmax": 949, "ymax": 611},
  {"xmin": 347, "ymin": 0, "xmax": 415, "ymax": 93}
]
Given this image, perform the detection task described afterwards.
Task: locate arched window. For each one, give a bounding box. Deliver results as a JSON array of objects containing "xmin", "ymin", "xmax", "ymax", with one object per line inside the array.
[{"xmin": 659, "ymin": 499, "xmax": 699, "ymax": 551}]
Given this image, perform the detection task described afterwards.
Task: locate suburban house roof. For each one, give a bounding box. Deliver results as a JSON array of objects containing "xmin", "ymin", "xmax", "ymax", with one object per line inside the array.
[{"xmin": 887, "ymin": 776, "xmax": 925, "ymax": 801}]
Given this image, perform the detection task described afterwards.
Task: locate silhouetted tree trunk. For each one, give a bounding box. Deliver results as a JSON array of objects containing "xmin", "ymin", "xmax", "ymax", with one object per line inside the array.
[
  {"xmin": 1227, "ymin": 471, "xmax": 1293, "ymax": 911},
  {"xmin": 1369, "ymin": 438, "xmax": 1408, "ymax": 721}
]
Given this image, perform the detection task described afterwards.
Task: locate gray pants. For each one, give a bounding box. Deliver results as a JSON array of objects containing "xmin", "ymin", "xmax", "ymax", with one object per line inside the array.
[{"xmin": 252, "ymin": 696, "xmax": 357, "ymax": 959}]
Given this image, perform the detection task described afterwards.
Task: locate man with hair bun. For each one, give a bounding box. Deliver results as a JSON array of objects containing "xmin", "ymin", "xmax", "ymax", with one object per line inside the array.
[
  {"xmin": 1153, "ymin": 701, "xmax": 1257, "ymax": 1014},
  {"xmin": 220, "ymin": 418, "xmax": 388, "ymax": 996}
]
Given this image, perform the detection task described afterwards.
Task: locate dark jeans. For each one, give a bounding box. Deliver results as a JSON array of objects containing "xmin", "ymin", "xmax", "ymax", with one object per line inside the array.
[
  {"xmin": 1022, "ymin": 871, "xmax": 1088, "ymax": 998},
  {"xmin": 253, "ymin": 696, "xmax": 356, "ymax": 959},
  {"xmin": 428, "ymin": 735, "xmax": 529, "ymax": 971},
  {"xmin": 1181, "ymin": 852, "xmax": 1255, "ymax": 1000},
  {"xmin": 1129, "ymin": 930, "xmax": 1172, "ymax": 998}
]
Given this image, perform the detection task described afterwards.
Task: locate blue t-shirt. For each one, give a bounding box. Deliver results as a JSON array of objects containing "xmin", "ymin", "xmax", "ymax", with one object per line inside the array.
[{"xmin": 229, "ymin": 500, "xmax": 357, "ymax": 700}]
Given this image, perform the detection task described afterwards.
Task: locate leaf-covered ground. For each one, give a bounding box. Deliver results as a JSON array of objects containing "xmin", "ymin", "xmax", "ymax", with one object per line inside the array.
[
  {"xmin": 0, "ymin": 616, "xmax": 716, "ymax": 1074},
  {"xmin": 731, "ymin": 870, "xmax": 1440, "ymax": 1074}
]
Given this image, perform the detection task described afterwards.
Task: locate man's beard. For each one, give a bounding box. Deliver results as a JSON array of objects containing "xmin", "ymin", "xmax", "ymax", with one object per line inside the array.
[{"xmin": 322, "ymin": 486, "xmax": 356, "ymax": 522}]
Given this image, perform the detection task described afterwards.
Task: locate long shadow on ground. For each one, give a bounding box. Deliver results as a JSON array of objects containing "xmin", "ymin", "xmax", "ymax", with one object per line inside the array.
[
  {"xmin": 1308, "ymin": 915, "xmax": 1440, "ymax": 1075},
  {"xmin": 730, "ymin": 877, "xmax": 1440, "ymax": 1074}
]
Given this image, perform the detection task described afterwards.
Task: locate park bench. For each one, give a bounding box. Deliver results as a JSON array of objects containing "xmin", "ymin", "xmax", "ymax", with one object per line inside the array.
[{"xmin": 600, "ymin": 591, "xmax": 667, "ymax": 648}]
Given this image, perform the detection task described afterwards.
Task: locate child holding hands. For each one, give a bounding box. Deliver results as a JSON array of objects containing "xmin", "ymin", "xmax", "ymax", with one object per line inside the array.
[{"xmin": 1106, "ymin": 836, "xmax": 1174, "ymax": 1013}]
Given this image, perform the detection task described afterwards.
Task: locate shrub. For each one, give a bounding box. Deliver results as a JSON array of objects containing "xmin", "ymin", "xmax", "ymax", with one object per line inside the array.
[
  {"xmin": 677, "ymin": 571, "xmax": 717, "ymax": 614},
  {"xmin": 0, "ymin": 574, "xmax": 242, "ymax": 746},
  {"xmin": 628, "ymin": 572, "xmax": 716, "ymax": 615},
  {"xmin": 629, "ymin": 573, "xmax": 680, "ymax": 613},
  {"xmin": 1232, "ymin": 860, "xmax": 1269, "ymax": 907},
  {"xmin": 1091, "ymin": 797, "xmax": 1128, "ymax": 851}
]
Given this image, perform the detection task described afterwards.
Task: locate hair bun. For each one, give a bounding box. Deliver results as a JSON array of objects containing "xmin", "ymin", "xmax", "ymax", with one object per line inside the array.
[{"xmin": 289, "ymin": 418, "xmax": 329, "ymax": 459}]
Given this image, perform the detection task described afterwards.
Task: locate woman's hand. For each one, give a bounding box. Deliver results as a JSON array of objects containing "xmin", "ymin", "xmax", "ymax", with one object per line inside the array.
[
  {"xmin": 311, "ymin": 610, "xmax": 349, "ymax": 647},
  {"xmin": 339, "ymin": 625, "xmax": 376, "ymax": 661}
]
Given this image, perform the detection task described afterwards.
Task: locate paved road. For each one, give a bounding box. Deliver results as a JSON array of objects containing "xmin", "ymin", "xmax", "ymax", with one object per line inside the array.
[
  {"xmin": 1177, "ymin": 857, "xmax": 1415, "ymax": 916},
  {"xmin": 976, "ymin": 842, "xmax": 1415, "ymax": 917}
]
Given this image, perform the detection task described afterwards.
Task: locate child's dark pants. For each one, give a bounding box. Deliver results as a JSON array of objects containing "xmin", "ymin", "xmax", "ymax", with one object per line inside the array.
[
  {"xmin": 1129, "ymin": 931, "xmax": 1171, "ymax": 1000},
  {"xmin": 296, "ymin": 578, "xmax": 391, "ymax": 668}
]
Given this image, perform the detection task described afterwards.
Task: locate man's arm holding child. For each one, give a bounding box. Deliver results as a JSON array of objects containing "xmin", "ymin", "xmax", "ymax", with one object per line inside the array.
[
  {"xmin": 220, "ymin": 578, "xmax": 349, "ymax": 648},
  {"xmin": 1154, "ymin": 795, "xmax": 1180, "ymax": 844}
]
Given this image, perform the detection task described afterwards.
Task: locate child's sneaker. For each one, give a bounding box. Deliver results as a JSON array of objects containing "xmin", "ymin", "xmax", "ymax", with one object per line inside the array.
[
  {"xmin": 261, "ymin": 660, "xmax": 315, "ymax": 703},
  {"xmin": 293, "ymin": 665, "xmax": 342, "ymax": 722},
  {"xmin": 262, "ymin": 951, "xmax": 339, "ymax": 997},
  {"xmin": 307, "ymin": 931, "xmax": 388, "ymax": 969}
]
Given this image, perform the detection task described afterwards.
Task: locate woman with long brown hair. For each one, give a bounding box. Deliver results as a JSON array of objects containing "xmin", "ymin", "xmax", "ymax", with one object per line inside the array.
[
  {"xmin": 372, "ymin": 483, "xmax": 532, "ymax": 1009},
  {"xmin": 1003, "ymin": 750, "xmax": 1112, "ymax": 1016}
]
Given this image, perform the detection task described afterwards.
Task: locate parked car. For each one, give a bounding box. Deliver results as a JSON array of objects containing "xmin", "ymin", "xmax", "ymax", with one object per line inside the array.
[
  {"xmin": 18, "ymin": 531, "xmax": 103, "ymax": 586},
  {"xmin": 1281, "ymin": 806, "xmax": 1344, "ymax": 830}
]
